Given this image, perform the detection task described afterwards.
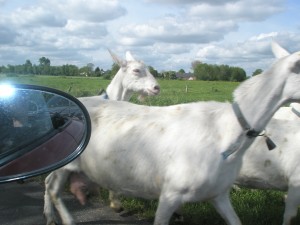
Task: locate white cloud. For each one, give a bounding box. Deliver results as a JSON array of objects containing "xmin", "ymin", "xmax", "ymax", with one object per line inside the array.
[
  {"xmin": 10, "ymin": 6, "xmax": 66, "ymax": 28},
  {"xmin": 48, "ymin": 0, "xmax": 126, "ymax": 23},
  {"xmin": 117, "ymin": 37, "xmax": 153, "ymax": 46},
  {"xmin": 196, "ymin": 41, "xmax": 270, "ymax": 61},
  {"xmin": 119, "ymin": 17, "xmax": 238, "ymax": 45},
  {"xmin": 188, "ymin": 0, "xmax": 285, "ymax": 21},
  {"xmin": 65, "ymin": 20, "xmax": 108, "ymax": 38},
  {"xmin": 146, "ymin": 0, "xmax": 238, "ymax": 5},
  {"xmin": 116, "ymin": 0, "xmax": 284, "ymax": 48},
  {"xmin": 0, "ymin": 0, "xmax": 299, "ymax": 77},
  {"xmin": 249, "ymin": 32, "xmax": 279, "ymax": 41},
  {"xmin": 0, "ymin": 24, "xmax": 18, "ymax": 44},
  {"xmin": 195, "ymin": 31, "xmax": 300, "ymax": 74},
  {"xmin": 152, "ymin": 43, "xmax": 191, "ymax": 55},
  {"xmin": 0, "ymin": 0, "xmax": 126, "ymax": 66}
]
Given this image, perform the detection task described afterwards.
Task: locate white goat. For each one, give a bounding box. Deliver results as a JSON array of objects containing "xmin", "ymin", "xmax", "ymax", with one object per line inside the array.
[
  {"xmin": 273, "ymin": 102, "xmax": 300, "ymax": 120},
  {"xmin": 234, "ymin": 44, "xmax": 300, "ymax": 225},
  {"xmin": 78, "ymin": 50, "xmax": 160, "ymax": 104},
  {"xmin": 71, "ymin": 50, "xmax": 160, "ymax": 208},
  {"xmin": 235, "ymin": 118, "xmax": 300, "ymax": 225},
  {"xmin": 271, "ymin": 42, "xmax": 300, "ymax": 121},
  {"xmin": 44, "ymin": 42, "xmax": 300, "ymax": 225}
]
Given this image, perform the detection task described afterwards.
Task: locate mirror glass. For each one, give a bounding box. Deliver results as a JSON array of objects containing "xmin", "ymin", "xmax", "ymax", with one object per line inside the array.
[{"xmin": 0, "ymin": 84, "xmax": 91, "ymax": 183}]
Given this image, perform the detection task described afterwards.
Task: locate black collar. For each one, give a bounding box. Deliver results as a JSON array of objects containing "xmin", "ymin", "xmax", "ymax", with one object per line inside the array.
[
  {"xmin": 232, "ymin": 102, "xmax": 261, "ymax": 138},
  {"xmin": 232, "ymin": 102, "xmax": 276, "ymax": 151},
  {"xmin": 292, "ymin": 107, "xmax": 300, "ymax": 118}
]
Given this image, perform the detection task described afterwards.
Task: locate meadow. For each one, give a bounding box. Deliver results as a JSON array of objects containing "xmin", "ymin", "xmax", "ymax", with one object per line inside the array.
[
  {"xmin": 0, "ymin": 74, "xmax": 298, "ymax": 225},
  {"xmin": 0, "ymin": 74, "xmax": 237, "ymax": 104}
]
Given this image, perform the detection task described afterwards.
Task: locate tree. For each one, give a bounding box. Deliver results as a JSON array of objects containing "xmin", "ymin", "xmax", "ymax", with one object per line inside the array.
[
  {"xmin": 170, "ymin": 71, "xmax": 177, "ymax": 80},
  {"xmin": 148, "ymin": 66, "xmax": 159, "ymax": 78},
  {"xmin": 38, "ymin": 57, "xmax": 51, "ymax": 75},
  {"xmin": 219, "ymin": 64, "xmax": 231, "ymax": 81},
  {"xmin": 14, "ymin": 65, "xmax": 25, "ymax": 74},
  {"xmin": 95, "ymin": 67, "xmax": 104, "ymax": 77},
  {"xmin": 87, "ymin": 63, "xmax": 94, "ymax": 76},
  {"xmin": 194, "ymin": 63, "xmax": 210, "ymax": 80},
  {"xmin": 79, "ymin": 63, "xmax": 95, "ymax": 77},
  {"xmin": 24, "ymin": 60, "xmax": 33, "ymax": 74},
  {"xmin": 230, "ymin": 67, "xmax": 246, "ymax": 82},
  {"xmin": 61, "ymin": 64, "xmax": 79, "ymax": 76},
  {"xmin": 39, "ymin": 57, "xmax": 50, "ymax": 66},
  {"xmin": 191, "ymin": 60, "xmax": 202, "ymax": 71},
  {"xmin": 161, "ymin": 71, "xmax": 177, "ymax": 80},
  {"xmin": 103, "ymin": 70, "xmax": 112, "ymax": 80},
  {"xmin": 178, "ymin": 69, "xmax": 185, "ymax": 74},
  {"xmin": 110, "ymin": 63, "xmax": 120, "ymax": 78},
  {"xmin": 7, "ymin": 64, "xmax": 15, "ymax": 73},
  {"xmin": 193, "ymin": 63, "xmax": 247, "ymax": 81},
  {"xmin": 252, "ymin": 69, "xmax": 263, "ymax": 76}
]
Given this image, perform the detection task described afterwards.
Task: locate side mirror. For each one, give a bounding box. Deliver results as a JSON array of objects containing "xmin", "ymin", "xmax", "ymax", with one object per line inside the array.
[{"xmin": 0, "ymin": 84, "xmax": 91, "ymax": 183}]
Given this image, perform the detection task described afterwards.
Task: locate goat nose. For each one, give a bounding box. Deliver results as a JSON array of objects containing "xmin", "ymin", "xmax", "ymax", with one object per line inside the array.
[{"xmin": 154, "ymin": 85, "xmax": 160, "ymax": 93}]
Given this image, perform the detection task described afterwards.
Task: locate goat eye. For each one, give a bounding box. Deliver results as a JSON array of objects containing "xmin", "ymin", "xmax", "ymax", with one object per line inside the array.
[{"xmin": 133, "ymin": 69, "xmax": 140, "ymax": 74}]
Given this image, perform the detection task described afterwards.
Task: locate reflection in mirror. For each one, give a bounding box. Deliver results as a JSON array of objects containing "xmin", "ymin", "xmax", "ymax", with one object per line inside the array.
[
  {"xmin": 0, "ymin": 86, "xmax": 53, "ymax": 154},
  {"xmin": 0, "ymin": 84, "xmax": 91, "ymax": 183}
]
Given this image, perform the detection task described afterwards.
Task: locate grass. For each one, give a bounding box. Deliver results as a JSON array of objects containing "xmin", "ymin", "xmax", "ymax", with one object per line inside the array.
[
  {"xmin": 1, "ymin": 74, "xmax": 298, "ymax": 224},
  {"xmin": 131, "ymin": 80, "xmax": 238, "ymax": 106},
  {"xmin": 0, "ymin": 74, "xmax": 110, "ymax": 97},
  {"xmin": 0, "ymin": 74, "xmax": 238, "ymax": 104},
  {"xmin": 96, "ymin": 187, "xmax": 296, "ymax": 225},
  {"xmin": 111, "ymin": 187, "xmax": 299, "ymax": 225}
]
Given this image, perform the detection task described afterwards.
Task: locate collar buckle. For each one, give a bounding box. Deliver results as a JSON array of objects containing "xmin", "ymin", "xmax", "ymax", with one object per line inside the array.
[{"xmin": 222, "ymin": 102, "xmax": 277, "ymax": 160}]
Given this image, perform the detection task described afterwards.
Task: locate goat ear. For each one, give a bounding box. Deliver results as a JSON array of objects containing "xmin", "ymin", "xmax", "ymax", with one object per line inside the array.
[
  {"xmin": 271, "ymin": 41, "xmax": 290, "ymax": 58},
  {"xmin": 108, "ymin": 49, "xmax": 124, "ymax": 67},
  {"xmin": 125, "ymin": 51, "xmax": 136, "ymax": 61}
]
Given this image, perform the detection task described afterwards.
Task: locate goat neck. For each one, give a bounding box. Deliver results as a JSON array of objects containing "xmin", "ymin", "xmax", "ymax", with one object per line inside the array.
[
  {"xmin": 106, "ymin": 72, "xmax": 132, "ymax": 101},
  {"xmin": 233, "ymin": 67, "xmax": 289, "ymax": 134}
]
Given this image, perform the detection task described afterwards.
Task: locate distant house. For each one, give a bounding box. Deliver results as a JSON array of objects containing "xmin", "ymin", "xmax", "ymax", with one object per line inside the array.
[
  {"xmin": 176, "ymin": 72, "xmax": 196, "ymax": 80},
  {"xmin": 80, "ymin": 72, "xmax": 88, "ymax": 77}
]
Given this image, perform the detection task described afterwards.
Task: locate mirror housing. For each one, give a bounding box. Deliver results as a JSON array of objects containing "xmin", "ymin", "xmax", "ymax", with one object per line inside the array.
[{"xmin": 0, "ymin": 84, "xmax": 91, "ymax": 183}]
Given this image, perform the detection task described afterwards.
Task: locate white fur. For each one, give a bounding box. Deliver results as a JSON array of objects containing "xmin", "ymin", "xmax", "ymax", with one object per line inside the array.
[
  {"xmin": 272, "ymin": 42, "xmax": 300, "ymax": 121},
  {"xmin": 44, "ymin": 42, "xmax": 300, "ymax": 225},
  {"xmin": 273, "ymin": 103, "xmax": 300, "ymax": 120},
  {"xmin": 81, "ymin": 50, "xmax": 160, "ymax": 104},
  {"xmin": 236, "ymin": 118, "xmax": 300, "ymax": 225},
  {"xmin": 77, "ymin": 50, "xmax": 160, "ymax": 210},
  {"xmin": 106, "ymin": 50, "xmax": 160, "ymax": 101},
  {"xmin": 78, "ymin": 50, "xmax": 160, "ymax": 104},
  {"xmin": 271, "ymin": 41, "xmax": 290, "ymax": 59},
  {"xmin": 235, "ymin": 44, "xmax": 300, "ymax": 225}
]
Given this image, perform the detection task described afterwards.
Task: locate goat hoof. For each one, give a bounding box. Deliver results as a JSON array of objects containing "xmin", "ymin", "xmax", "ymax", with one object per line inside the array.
[
  {"xmin": 46, "ymin": 222, "xmax": 59, "ymax": 225},
  {"xmin": 110, "ymin": 202, "xmax": 124, "ymax": 213},
  {"xmin": 112, "ymin": 206, "xmax": 124, "ymax": 213},
  {"xmin": 173, "ymin": 212, "xmax": 184, "ymax": 222},
  {"xmin": 44, "ymin": 215, "xmax": 59, "ymax": 225}
]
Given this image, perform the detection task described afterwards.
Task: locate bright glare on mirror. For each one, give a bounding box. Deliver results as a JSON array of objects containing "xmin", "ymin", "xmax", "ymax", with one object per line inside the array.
[{"xmin": 0, "ymin": 84, "xmax": 16, "ymax": 98}]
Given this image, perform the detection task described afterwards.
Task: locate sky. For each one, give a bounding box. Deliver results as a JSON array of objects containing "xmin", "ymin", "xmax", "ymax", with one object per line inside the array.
[{"xmin": 0, "ymin": 0, "xmax": 300, "ymax": 75}]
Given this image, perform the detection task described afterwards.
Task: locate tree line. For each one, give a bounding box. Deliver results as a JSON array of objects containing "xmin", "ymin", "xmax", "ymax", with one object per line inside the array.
[
  {"xmin": 191, "ymin": 60, "xmax": 247, "ymax": 82},
  {"xmin": 0, "ymin": 57, "xmax": 112, "ymax": 78},
  {"xmin": 0, "ymin": 57, "xmax": 260, "ymax": 82}
]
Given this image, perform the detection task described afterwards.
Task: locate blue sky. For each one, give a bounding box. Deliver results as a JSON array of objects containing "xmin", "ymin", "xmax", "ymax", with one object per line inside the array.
[{"xmin": 1, "ymin": 0, "xmax": 300, "ymax": 75}]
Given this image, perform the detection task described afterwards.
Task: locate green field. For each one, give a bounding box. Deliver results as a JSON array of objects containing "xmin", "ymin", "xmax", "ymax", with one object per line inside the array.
[
  {"xmin": 0, "ymin": 74, "xmax": 298, "ymax": 225},
  {"xmin": 0, "ymin": 74, "xmax": 238, "ymax": 104}
]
